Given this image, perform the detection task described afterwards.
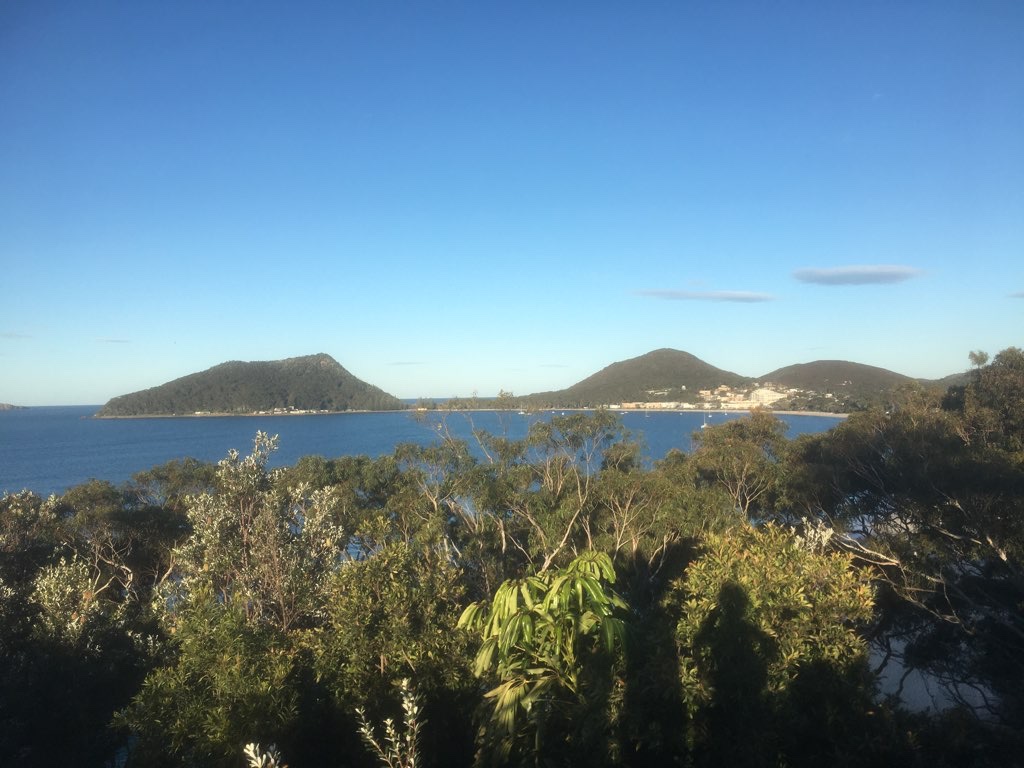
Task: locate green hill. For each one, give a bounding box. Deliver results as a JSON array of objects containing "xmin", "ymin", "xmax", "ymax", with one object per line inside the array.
[
  {"xmin": 927, "ymin": 370, "xmax": 971, "ymax": 390},
  {"xmin": 96, "ymin": 354, "xmax": 404, "ymax": 416},
  {"xmin": 758, "ymin": 360, "xmax": 917, "ymax": 410},
  {"xmin": 522, "ymin": 351, "xmax": 938, "ymax": 411},
  {"xmin": 759, "ymin": 360, "xmax": 914, "ymax": 394},
  {"xmin": 525, "ymin": 348, "xmax": 751, "ymax": 407}
]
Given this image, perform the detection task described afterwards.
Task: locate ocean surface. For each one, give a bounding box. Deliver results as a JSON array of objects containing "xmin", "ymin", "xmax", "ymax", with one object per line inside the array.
[{"xmin": 0, "ymin": 406, "xmax": 844, "ymax": 497}]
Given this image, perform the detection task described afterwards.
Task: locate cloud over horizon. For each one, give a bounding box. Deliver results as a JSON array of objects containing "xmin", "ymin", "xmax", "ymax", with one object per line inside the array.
[
  {"xmin": 635, "ymin": 289, "xmax": 775, "ymax": 303},
  {"xmin": 793, "ymin": 265, "xmax": 922, "ymax": 285}
]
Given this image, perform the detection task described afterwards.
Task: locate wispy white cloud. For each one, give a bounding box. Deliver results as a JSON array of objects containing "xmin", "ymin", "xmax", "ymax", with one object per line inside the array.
[
  {"xmin": 1, "ymin": 332, "xmax": 32, "ymax": 339},
  {"xmin": 793, "ymin": 265, "xmax": 922, "ymax": 285},
  {"xmin": 636, "ymin": 289, "xmax": 775, "ymax": 303}
]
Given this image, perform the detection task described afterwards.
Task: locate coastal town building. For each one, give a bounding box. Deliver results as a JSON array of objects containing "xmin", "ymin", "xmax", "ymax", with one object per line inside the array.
[{"xmin": 611, "ymin": 384, "xmax": 793, "ymax": 411}]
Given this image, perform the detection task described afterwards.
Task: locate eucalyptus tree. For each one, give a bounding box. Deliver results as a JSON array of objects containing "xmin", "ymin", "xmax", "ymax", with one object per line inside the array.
[
  {"xmin": 785, "ymin": 350, "xmax": 1024, "ymax": 732},
  {"xmin": 948, "ymin": 346, "xmax": 1024, "ymax": 452},
  {"xmin": 130, "ymin": 456, "xmax": 218, "ymax": 512},
  {"xmin": 405, "ymin": 409, "xmax": 637, "ymax": 592},
  {"xmin": 479, "ymin": 409, "xmax": 629, "ymax": 574},
  {"xmin": 690, "ymin": 409, "xmax": 789, "ymax": 519}
]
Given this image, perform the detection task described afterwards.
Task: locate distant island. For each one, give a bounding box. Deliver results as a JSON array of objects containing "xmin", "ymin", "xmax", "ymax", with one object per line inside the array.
[
  {"xmin": 95, "ymin": 354, "xmax": 404, "ymax": 417},
  {"xmin": 95, "ymin": 349, "xmax": 969, "ymax": 418},
  {"xmin": 0, "ymin": 403, "xmax": 28, "ymax": 411}
]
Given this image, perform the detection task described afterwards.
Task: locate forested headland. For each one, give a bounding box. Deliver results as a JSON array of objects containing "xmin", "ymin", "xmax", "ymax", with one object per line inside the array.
[
  {"xmin": 2, "ymin": 349, "xmax": 1022, "ymax": 767},
  {"xmin": 96, "ymin": 354, "xmax": 404, "ymax": 417}
]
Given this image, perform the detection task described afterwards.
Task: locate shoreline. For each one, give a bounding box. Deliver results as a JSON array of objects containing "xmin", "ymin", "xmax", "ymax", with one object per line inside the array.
[
  {"xmin": 93, "ymin": 407, "xmax": 850, "ymax": 420},
  {"xmin": 91, "ymin": 409, "xmax": 390, "ymax": 419}
]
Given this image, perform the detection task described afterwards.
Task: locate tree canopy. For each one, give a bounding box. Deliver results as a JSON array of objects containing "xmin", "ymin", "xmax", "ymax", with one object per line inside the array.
[{"xmin": 3, "ymin": 350, "xmax": 1023, "ymax": 766}]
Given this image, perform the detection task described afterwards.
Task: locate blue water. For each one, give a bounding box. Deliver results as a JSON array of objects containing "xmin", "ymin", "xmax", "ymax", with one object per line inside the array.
[{"xmin": 0, "ymin": 406, "xmax": 844, "ymax": 497}]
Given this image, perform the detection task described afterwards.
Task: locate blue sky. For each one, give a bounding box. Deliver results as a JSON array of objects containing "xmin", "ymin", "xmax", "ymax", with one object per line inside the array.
[{"xmin": 1, "ymin": 2, "xmax": 1021, "ymax": 405}]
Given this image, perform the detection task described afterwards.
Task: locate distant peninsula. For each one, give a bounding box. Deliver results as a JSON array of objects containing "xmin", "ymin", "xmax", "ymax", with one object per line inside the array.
[
  {"xmin": 95, "ymin": 354, "xmax": 404, "ymax": 417},
  {"xmin": 516, "ymin": 349, "xmax": 956, "ymax": 414},
  {"xmin": 0, "ymin": 403, "xmax": 27, "ymax": 411}
]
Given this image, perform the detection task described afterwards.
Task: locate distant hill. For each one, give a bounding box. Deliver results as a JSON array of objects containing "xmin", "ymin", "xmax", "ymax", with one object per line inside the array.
[
  {"xmin": 525, "ymin": 348, "xmax": 751, "ymax": 407},
  {"xmin": 927, "ymin": 371, "xmax": 971, "ymax": 390},
  {"xmin": 758, "ymin": 360, "xmax": 919, "ymax": 410},
  {"xmin": 96, "ymin": 354, "xmax": 404, "ymax": 417},
  {"xmin": 760, "ymin": 360, "xmax": 914, "ymax": 394},
  {"xmin": 521, "ymin": 351, "xmax": 955, "ymax": 412},
  {"xmin": 0, "ymin": 403, "xmax": 27, "ymax": 411}
]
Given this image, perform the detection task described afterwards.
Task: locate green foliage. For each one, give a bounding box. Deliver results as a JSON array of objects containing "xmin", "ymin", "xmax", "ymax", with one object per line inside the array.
[
  {"xmin": 317, "ymin": 541, "xmax": 477, "ymax": 766},
  {"xmin": 0, "ymin": 490, "xmax": 61, "ymax": 581},
  {"xmin": 96, "ymin": 353, "xmax": 405, "ymax": 416},
  {"xmin": 356, "ymin": 678, "xmax": 424, "ymax": 768},
  {"xmin": 118, "ymin": 434, "xmax": 477, "ymax": 767},
  {"xmin": 691, "ymin": 409, "xmax": 788, "ymax": 518},
  {"xmin": 670, "ymin": 523, "xmax": 876, "ymax": 766},
  {"xmin": 117, "ymin": 433, "xmax": 358, "ymax": 765},
  {"xmin": 9, "ymin": 358, "xmax": 1024, "ymax": 766},
  {"xmin": 31, "ymin": 554, "xmax": 114, "ymax": 642},
  {"xmin": 591, "ymin": 455, "xmax": 734, "ymax": 592},
  {"xmin": 316, "ymin": 542, "xmax": 473, "ymax": 709},
  {"xmin": 787, "ymin": 353, "xmax": 1024, "ymax": 725},
  {"xmin": 131, "ymin": 456, "xmax": 218, "ymax": 511},
  {"xmin": 164, "ymin": 432, "xmax": 353, "ymax": 631},
  {"xmin": 459, "ymin": 550, "xmax": 628, "ymax": 764},
  {"xmin": 947, "ymin": 346, "xmax": 1024, "ymax": 452},
  {"xmin": 119, "ymin": 593, "xmax": 301, "ymax": 767},
  {"xmin": 0, "ymin": 489, "xmax": 157, "ymax": 766},
  {"xmin": 673, "ymin": 524, "xmax": 874, "ymax": 709},
  {"xmin": 53, "ymin": 476, "xmax": 190, "ymax": 592},
  {"xmin": 244, "ymin": 741, "xmax": 288, "ymax": 768}
]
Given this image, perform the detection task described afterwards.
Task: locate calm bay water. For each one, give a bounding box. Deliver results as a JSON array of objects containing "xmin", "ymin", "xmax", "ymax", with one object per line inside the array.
[{"xmin": 0, "ymin": 406, "xmax": 844, "ymax": 497}]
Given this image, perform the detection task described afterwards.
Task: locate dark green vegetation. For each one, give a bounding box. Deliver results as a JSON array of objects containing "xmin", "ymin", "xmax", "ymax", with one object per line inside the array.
[
  {"xmin": 522, "ymin": 348, "xmax": 960, "ymax": 412},
  {"xmin": 762, "ymin": 359, "xmax": 915, "ymax": 411},
  {"xmin": 96, "ymin": 353, "xmax": 403, "ymax": 417},
  {"xmin": 3, "ymin": 348, "xmax": 1022, "ymax": 767},
  {"xmin": 525, "ymin": 348, "xmax": 752, "ymax": 407},
  {"xmin": 93, "ymin": 348, "xmax": 965, "ymax": 418},
  {"xmin": 762, "ymin": 359, "xmax": 913, "ymax": 393}
]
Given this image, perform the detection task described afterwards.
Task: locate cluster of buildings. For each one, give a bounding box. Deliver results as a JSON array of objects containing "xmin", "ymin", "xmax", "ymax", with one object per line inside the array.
[
  {"xmin": 611, "ymin": 383, "xmax": 810, "ymax": 411},
  {"xmin": 193, "ymin": 407, "xmax": 332, "ymax": 416}
]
